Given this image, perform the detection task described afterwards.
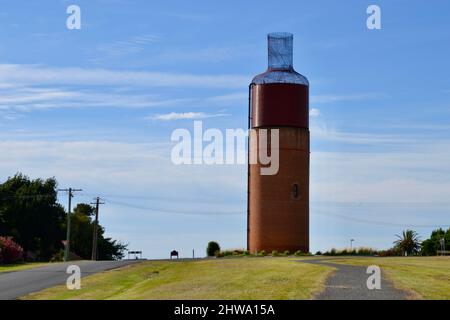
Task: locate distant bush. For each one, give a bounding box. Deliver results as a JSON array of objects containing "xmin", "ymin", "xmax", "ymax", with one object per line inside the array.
[
  {"xmin": 207, "ymin": 241, "xmax": 220, "ymax": 257},
  {"xmin": 271, "ymin": 250, "xmax": 279, "ymax": 257},
  {"xmin": 232, "ymin": 249, "xmax": 244, "ymax": 256},
  {"xmin": 0, "ymin": 236, "xmax": 24, "ymax": 264},
  {"xmin": 294, "ymin": 250, "xmax": 303, "ymax": 256},
  {"xmin": 315, "ymin": 251, "xmax": 322, "ymax": 256},
  {"xmin": 322, "ymin": 247, "xmax": 379, "ymax": 256},
  {"xmin": 258, "ymin": 250, "xmax": 266, "ymax": 257},
  {"xmin": 50, "ymin": 249, "xmax": 64, "ymax": 262},
  {"xmin": 23, "ymin": 250, "xmax": 37, "ymax": 262},
  {"xmin": 378, "ymin": 247, "xmax": 402, "ymax": 257},
  {"xmin": 324, "ymin": 248, "xmax": 337, "ymax": 256},
  {"xmin": 356, "ymin": 247, "xmax": 374, "ymax": 256},
  {"xmin": 222, "ymin": 250, "xmax": 234, "ymax": 257},
  {"xmin": 213, "ymin": 249, "xmax": 249, "ymax": 258},
  {"xmin": 283, "ymin": 250, "xmax": 290, "ymax": 256}
]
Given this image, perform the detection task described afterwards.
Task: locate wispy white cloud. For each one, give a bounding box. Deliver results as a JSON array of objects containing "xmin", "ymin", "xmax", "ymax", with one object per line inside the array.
[
  {"xmin": 307, "ymin": 113, "xmax": 450, "ymax": 205},
  {"xmin": 0, "ymin": 87, "xmax": 78, "ymax": 108},
  {"xmin": 0, "ymin": 64, "xmax": 250, "ymax": 119},
  {"xmin": 309, "ymin": 108, "xmax": 320, "ymax": 117},
  {"xmin": 92, "ymin": 34, "xmax": 161, "ymax": 62},
  {"xmin": 0, "ymin": 85, "xmax": 245, "ymax": 118},
  {"xmin": 0, "ymin": 86, "xmax": 191, "ymax": 113},
  {"xmin": 0, "ymin": 64, "xmax": 389, "ymax": 121},
  {"xmin": 311, "ymin": 147, "xmax": 450, "ymax": 203},
  {"xmin": 310, "ymin": 123, "xmax": 431, "ymax": 146},
  {"xmin": 0, "ymin": 139, "xmax": 246, "ymax": 208},
  {"xmin": 1, "ymin": 136, "xmax": 449, "ymax": 214},
  {"xmin": 0, "ymin": 64, "xmax": 249, "ymax": 89},
  {"xmin": 149, "ymin": 111, "xmax": 228, "ymax": 121},
  {"xmin": 382, "ymin": 123, "xmax": 450, "ymax": 131}
]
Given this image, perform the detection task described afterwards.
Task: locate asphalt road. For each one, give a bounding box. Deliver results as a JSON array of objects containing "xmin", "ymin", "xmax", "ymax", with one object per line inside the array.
[
  {"xmin": 299, "ymin": 259, "xmax": 410, "ymax": 300},
  {"xmin": 0, "ymin": 260, "xmax": 143, "ymax": 300}
]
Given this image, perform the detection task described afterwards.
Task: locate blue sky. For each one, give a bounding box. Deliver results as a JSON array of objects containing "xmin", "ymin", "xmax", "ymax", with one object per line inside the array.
[{"xmin": 0, "ymin": 0, "xmax": 449, "ymax": 258}]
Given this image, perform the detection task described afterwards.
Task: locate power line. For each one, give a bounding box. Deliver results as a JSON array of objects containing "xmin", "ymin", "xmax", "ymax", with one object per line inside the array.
[
  {"xmin": 104, "ymin": 198, "xmax": 449, "ymax": 228},
  {"xmin": 3, "ymin": 189, "xmax": 447, "ymax": 229},
  {"xmin": 105, "ymin": 198, "xmax": 243, "ymax": 216},
  {"xmin": 314, "ymin": 211, "xmax": 450, "ymax": 229},
  {"xmin": 80, "ymin": 192, "xmax": 450, "ymax": 208},
  {"xmin": 312, "ymin": 201, "xmax": 450, "ymax": 208},
  {"xmin": 81, "ymin": 192, "xmax": 236, "ymax": 204},
  {"xmin": 0, "ymin": 188, "xmax": 450, "ymax": 235}
]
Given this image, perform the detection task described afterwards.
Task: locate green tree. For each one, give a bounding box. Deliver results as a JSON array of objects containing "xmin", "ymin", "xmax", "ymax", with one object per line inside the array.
[
  {"xmin": 421, "ymin": 228, "xmax": 450, "ymax": 256},
  {"xmin": 97, "ymin": 236, "xmax": 128, "ymax": 260},
  {"xmin": 206, "ymin": 241, "xmax": 220, "ymax": 257},
  {"xmin": 73, "ymin": 203, "xmax": 94, "ymax": 216},
  {"xmin": 0, "ymin": 173, "xmax": 66, "ymax": 260},
  {"xmin": 393, "ymin": 229, "xmax": 421, "ymax": 256},
  {"xmin": 0, "ymin": 173, "xmax": 127, "ymax": 261},
  {"xmin": 69, "ymin": 205, "xmax": 95, "ymax": 259},
  {"xmin": 70, "ymin": 203, "xmax": 127, "ymax": 260}
]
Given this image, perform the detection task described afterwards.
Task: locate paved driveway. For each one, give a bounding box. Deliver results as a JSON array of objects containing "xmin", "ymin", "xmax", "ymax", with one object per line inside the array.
[{"xmin": 0, "ymin": 260, "xmax": 143, "ymax": 300}]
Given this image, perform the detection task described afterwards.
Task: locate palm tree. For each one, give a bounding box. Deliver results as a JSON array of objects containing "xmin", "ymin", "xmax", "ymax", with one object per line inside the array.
[{"xmin": 394, "ymin": 230, "xmax": 421, "ymax": 256}]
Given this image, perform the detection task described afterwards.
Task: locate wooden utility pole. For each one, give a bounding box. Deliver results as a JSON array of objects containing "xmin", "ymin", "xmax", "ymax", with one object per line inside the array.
[
  {"xmin": 90, "ymin": 197, "xmax": 105, "ymax": 261},
  {"xmin": 58, "ymin": 188, "xmax": 82, "ymax": 262}
]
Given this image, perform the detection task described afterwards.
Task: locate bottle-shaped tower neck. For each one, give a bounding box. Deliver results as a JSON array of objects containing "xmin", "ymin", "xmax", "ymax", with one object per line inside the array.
[{"xmin": 268, "ymin": 32, "xmax": 293, "ymax": 70}]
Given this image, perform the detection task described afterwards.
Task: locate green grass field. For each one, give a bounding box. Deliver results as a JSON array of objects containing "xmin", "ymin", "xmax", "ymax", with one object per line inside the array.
[
  {"xmin": 24, "ymin": 257, "xmax": 333, "ymax": 300},
  {"xmin": 21, "ymin": 256, "xmax": 450, "ymax": 300},
  {"xmin": 325, "ymin": 256, "xmax": 450, "ymax": 300},
  {"xmin": 0, "ymin": 262, "xmax": 53, "ymax": 273}
]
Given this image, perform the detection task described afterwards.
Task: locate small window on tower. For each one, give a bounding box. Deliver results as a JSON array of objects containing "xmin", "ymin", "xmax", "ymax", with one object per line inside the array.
[{"xmin": 292, "ymin": 183, "xmax": 299, "ymax": 199}]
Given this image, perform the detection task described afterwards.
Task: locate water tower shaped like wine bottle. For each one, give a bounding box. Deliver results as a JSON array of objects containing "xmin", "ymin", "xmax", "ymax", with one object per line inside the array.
[{"xmin": 248, "ymin": 32, "xmax": 309, "ymax": 254}]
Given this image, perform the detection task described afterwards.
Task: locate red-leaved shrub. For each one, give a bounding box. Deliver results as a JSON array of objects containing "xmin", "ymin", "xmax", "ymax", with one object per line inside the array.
[{"xmin": 0, "ymin": 236, "xmax": 24, "ymax": 264}]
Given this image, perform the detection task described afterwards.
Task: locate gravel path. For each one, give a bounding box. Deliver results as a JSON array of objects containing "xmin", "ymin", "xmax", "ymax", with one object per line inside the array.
[{"xmin": 299, "ymin": 259, "xmax": 410, "ymax": 300}]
